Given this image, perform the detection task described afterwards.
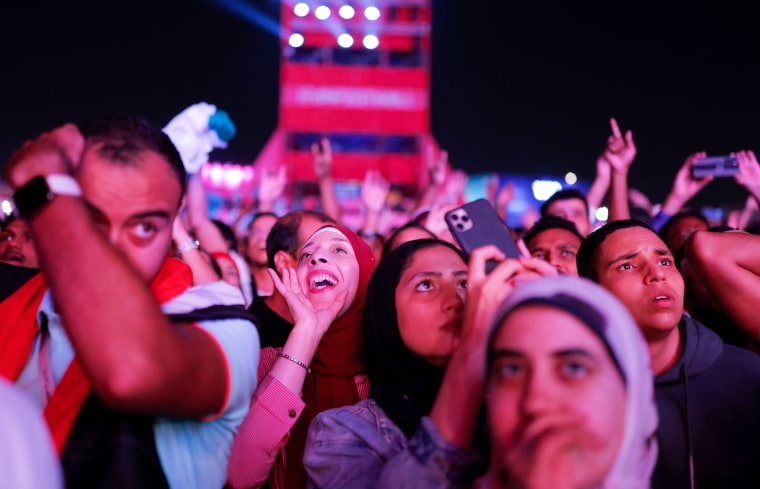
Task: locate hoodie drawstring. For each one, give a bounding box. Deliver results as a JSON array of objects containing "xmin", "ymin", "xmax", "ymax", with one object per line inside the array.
[{"xmin": 681, "ymin": 362, "xmax": 695, "ymax": 489}]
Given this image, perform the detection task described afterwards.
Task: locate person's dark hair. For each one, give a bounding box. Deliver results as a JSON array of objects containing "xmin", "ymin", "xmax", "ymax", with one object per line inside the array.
[
  {"xmin": 78, "ymin": 114, "xmax": 187, "ymax": 196},
  {"xmin": 540, "ymin": 188, "xmax": 589, "ymax": 218},
  {"xmin": 240, "ymin": 211, "xmax": 279, "ymax": 252},
  {"xmin": 248, "ymin": 211, "xmax": 278, "ymax": 231},
  {"xmin": 576, "ymin": 219, "xmax": 655, "ymax": 282},
  {"xmin": 363, "ymin": 238, "xmax": 467, "ymax": 438},
  {"xmin": 657, "ymin": 210, "xmax": 709, "ymax": 249},
  {"xmin": 522, "ymin": 215, "xmax": 584, "ymax": 248},
  {"xmin": 381, "ymin": 221, "xmax": 437, "ymax": 258},
  {"xmin": 265, "ymin": 209, "xmax": 336, "ymax": 269},
  {"xmin": 242, "ymin": 211, "xmax": 278, "ymax": 246},
  {"xmin": 0, "ymin": 215, "xmax": 19, "ymax": 230}
]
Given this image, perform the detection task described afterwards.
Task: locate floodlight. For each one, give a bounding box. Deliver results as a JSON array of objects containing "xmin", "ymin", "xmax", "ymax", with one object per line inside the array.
[
  {"xmin": 289, "ymin": 33, "xmax": 305, "ymax": 48},
  {"xmin": 293, "ymin": 3, "xmax": 309, "ymax": 17},
  {"xmin": 315, "ymin": 5, "xmax": 331, "ymax": 20},
  {"xmin": 364, "ymin": 6, "xmax": 380, "ymax": 21},
  {"xmin": 363, "ymin": 34, "xmax": 379, "ymax": 49},
  {"xmin": 339, "ymin": 5, "xmax": 355, "ymax": 19},
  {"xmin": 337, "ymin": 33, "xmax": 354, "ymax": 48}
]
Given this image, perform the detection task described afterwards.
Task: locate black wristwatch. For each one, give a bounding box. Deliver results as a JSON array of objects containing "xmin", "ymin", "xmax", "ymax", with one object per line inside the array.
[{"xmin": 12, "ymin": 174, "xmax": 82, "ymax": 219}]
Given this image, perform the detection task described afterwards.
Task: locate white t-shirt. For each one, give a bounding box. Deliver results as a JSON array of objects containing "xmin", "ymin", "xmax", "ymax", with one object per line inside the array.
[{"xmin": 16, "ymin": 280, "xmax": 260, "ymax": 489}]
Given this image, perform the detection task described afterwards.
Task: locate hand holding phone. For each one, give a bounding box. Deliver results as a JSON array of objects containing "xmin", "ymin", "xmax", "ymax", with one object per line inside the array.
[
  {"xmin": 445, "ymin": 199, "xmax": 521, "ymax": 273},
  {"xmin": 691, "ymin": 155, "xmax": 739, "ymax": 179}
]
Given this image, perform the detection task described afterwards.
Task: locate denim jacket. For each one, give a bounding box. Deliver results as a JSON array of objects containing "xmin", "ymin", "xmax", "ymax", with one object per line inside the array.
[{"xmin": 304, "ymin": 399, "xmax": 484, "ymax": 489}]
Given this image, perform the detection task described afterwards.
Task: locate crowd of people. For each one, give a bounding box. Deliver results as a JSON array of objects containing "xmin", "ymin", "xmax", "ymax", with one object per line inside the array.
[{"xmin": 1, "ymin": 111, "xmax": 760, "ymax": 489}]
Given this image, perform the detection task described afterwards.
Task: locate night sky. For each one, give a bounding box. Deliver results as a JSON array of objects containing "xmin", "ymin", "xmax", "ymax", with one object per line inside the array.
[{"xmin": 3, "ymin": 1, "xmax": 759, "ymax": 210}]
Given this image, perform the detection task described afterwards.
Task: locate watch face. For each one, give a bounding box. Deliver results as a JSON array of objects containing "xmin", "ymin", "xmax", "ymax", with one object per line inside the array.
[{"xmin": 13, "ymin": 176, "xmax": 51, "ymax": 218}]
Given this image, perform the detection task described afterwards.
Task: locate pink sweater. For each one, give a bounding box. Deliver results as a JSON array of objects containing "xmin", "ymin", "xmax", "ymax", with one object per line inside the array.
[{"xmin": 226, "ymin": 347, "xmax": 369, "ymax": 489}]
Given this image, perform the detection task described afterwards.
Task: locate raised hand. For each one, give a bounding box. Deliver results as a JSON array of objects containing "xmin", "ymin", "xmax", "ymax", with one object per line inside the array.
[
  {"xmin": 361, "ymin": 169, "xmax": 390, "ymax": 213},
  {"xmin": 311, "ymin": 137, "xmax": 333, "ymax": 179},
  {"xmin": 602, "ymin": 117, "xmax": 637, "ymax": 173},
  {"xmin": 428, "ymin": 148, "xmax": 448, "ymax": 187},
  {"xmin": 444, "ymin": 169, "xmax": 468, "ymax": 204},
  {"xmin": 503, "ymin": 414, "xmax": 597, "ymax": 489},
  {"xmin": 521, "ymin": 205, "xmax": 540, "ymax": 231},
  {"xmin": 5, "ymin": 123, "xmax": 85, "ymax": 188},
  {"xmin": 267, "ymin": 267, "xmax": 346, "ymax": 339},
  {"xmin": 464, "ymin": 246, "xmax": 517, "ymax": 330},
  {"xmin": 423, "ymin": 202, "xmax": 459, "ymax": 244},
  {"xmin": 462, "ymin": 246, "xmax": 555, "ymax": 344},
  {"xmin": 728, "ymin": 190, "xmax": 760, "ymax": 230},
  {"xmin": 486, "ymin": 174, "xmax": 499, "ymax": 205},
  {"xmin": 496, "ymin": 182, "xmax": 516, "ymax": 213},
  {"xmin": 734, "ymin": 150, "xmax": 760, "ymax": 199},
  {"xmin": 628, "ymin": 188, "xmax": 653, "ymax": 215},
  {"xmin": 514, "ymin": 241, "xmax": 561, "ymax": 278},
  {"xmin": 490, "ymin": 179, "xmax": 515, "ymax": 223},
  {"xmin": 258, "ymin": 165, "xmax": 287, "ymax": 210},
  {"xmin": 670, "ymin": 152, "xmax": 713, "ymax": 208},
  {"xmin": 516, "ymin": 255, "xmax": 560, "ymax": 280},
  {"xmin": 459, "ymin": 245, "xmax": 512, "ymax": 350}
]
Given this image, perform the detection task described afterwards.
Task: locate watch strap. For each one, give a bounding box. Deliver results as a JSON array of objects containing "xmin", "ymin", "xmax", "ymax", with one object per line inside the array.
[
  {"xmin": 46, "ymin": 174, "xmax": 82, "ymax": 197},
  {"xmin": 12, "ymin": 174, "xmax": 82, "ymax": 218}
]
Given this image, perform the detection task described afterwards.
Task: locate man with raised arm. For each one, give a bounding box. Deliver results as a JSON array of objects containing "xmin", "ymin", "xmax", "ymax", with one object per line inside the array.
[{"xmin": 0, "ymin": 115, "xmax": 259, "ymax": 489}]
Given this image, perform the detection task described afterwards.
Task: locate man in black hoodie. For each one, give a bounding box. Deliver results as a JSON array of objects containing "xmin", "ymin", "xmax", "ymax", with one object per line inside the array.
[{"xmin": 577, "ymin": 219, "xmax": 760, "ymax": 489}]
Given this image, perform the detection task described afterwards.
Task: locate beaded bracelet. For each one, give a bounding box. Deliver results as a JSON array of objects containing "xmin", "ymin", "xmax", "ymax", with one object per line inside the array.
[{"xmin": 278, "ymin": 351, "xmax": 311, "ymax": 373}]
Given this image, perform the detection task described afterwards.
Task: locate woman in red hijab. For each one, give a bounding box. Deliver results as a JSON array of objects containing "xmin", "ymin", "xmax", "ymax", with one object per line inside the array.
[{"xmin": 227, "ymin": 225, "xmax": 376, "ymax": 489}]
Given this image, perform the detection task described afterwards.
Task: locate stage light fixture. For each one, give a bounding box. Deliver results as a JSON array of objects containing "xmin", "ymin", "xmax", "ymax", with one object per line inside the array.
[
  {"xmin": 564, "ymin": 171, "xmax": 577, "ymax": 185},
  {"xmin": 337, "ymin": 33, "xmax": 354, "ymax": 48},
  {"xmin": 289, "ymin": 33, "xmax": 305, "ymax": 48},
  {"xmin": 362, "ymin": 34, "xmax": 379, "ymax": 49},
  {"xmin": 339, "ymin": 5, "xmax": 355, "ymax": 19},
  {"xmin": 315, "ymin": 5, "xmax": 331, "ymax": 20},
  {"xmin": 364, "ymin": 6, "xmax": 380, "ymax": 21},
  {"xmin": 293, "ymin": 2, "xmax": 309, "ymax": 17}
]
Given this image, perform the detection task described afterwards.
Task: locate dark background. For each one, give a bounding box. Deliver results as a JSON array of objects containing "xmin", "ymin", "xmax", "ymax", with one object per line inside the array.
[{"xmin": 3, "ymin": 1, "xmax": 759, "ymax": 209}]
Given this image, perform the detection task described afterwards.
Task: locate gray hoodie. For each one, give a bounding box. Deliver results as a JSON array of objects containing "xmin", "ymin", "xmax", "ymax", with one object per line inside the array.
[{"xmin": 653, "ymin": 315, "xmax": 760, "ymax": 489}]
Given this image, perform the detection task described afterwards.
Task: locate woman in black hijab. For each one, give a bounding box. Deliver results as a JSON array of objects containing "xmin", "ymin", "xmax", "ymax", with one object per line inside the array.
[{"xmin": 303, "ymin": 238, "xmax": 528, "ymax": 489}]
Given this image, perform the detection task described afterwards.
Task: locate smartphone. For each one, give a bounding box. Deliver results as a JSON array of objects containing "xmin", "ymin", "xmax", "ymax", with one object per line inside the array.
[
  {"xmin": 691, "ymin": 155, "xmax": 739, "ymax": 179},
  {"xmin": 445, "ymin": 199, "xmax": 521, "ymax": 273}
]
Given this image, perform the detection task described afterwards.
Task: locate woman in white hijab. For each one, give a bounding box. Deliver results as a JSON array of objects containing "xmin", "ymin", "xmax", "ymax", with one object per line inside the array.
[{"xmin": 478, "ymin": 275, "xmax": 658, "ymax": 489}]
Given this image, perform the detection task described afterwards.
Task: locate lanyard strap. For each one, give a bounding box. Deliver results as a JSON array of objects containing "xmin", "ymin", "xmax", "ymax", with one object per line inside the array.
[{"xmin": 38, "ymin": 312, "xmax": 56, "ymax": 404}]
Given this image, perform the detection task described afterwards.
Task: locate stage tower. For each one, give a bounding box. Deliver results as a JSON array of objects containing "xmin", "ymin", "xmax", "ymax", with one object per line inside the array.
[{"xmin": 253, "ymin": 0, "xmax": 439, "ymax": 202}]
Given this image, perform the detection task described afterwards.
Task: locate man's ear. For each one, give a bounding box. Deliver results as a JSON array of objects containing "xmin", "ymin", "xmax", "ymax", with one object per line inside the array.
[{"xmin": 273, "ymin": 250, "xmax": 296, "ymax": 275}]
